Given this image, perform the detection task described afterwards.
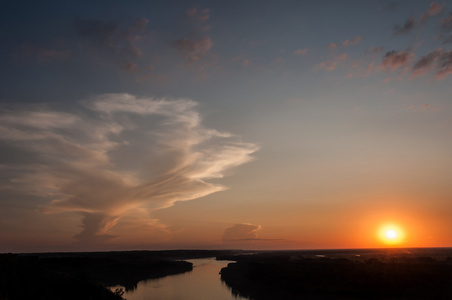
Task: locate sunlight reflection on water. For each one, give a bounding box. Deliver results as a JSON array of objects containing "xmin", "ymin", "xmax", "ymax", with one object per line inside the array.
[{"xmin": 112, "ymin": 258, "xmax": 247, "ymax": 300}]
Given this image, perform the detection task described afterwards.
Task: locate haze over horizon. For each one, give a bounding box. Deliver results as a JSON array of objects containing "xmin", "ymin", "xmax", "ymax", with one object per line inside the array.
[{"xmin": 1, "ymin": 0, "xmax": 452, "ymax": 253}]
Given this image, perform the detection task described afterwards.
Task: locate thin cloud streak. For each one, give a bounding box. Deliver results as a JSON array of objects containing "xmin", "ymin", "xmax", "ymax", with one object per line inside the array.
[{"xmin": 0, "ymin": 94, "xmax": 258, "ymax": 244}]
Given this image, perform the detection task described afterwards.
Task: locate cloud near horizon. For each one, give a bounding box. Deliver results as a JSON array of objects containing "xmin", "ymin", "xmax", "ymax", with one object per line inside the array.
[
  {"xmin": 222, "ymin": 223, "xmax": 262, "ymax": 241},
  {"xmin": 0, "ymin": 94, "xmax": 258, "ymax": 244}
]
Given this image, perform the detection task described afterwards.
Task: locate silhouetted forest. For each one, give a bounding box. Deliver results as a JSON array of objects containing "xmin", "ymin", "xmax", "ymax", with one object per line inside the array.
[
  {"xmin": 0, "ymin": 252, "xmax": 197, "ymax": 300},
  {"xmin": 0, "ymin": 254, "xmax": 127, "ymax": 300},
  {"xmin": 220, "ymin": 249, "xmax": 452, "ymax": 299},
  {"xmin": 0, "ymin": 250, "xmax": 241, "ymax": 300}
]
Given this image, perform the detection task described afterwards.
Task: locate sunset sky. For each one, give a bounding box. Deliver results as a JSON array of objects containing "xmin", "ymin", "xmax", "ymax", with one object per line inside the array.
[{"xmin": 1, "ymin": 0, "xmax": 452, "ymax": 252}]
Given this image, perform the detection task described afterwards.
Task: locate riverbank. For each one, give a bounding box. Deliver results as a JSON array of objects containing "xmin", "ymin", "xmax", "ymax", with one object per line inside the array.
[
  {"xmin": 0, "ymin": 250, "xmax": 244, "ymax": 300},
  {"xmin": 0, "ymin": 252, "xmax": 192, "ymax": 300},
  {"xmin": 220, "ymin": 248, "xmax": 452, "ymax": 299}
]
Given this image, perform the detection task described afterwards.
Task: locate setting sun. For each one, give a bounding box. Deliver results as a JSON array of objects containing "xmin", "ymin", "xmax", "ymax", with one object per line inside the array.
[
  {"xmin": 385, "ymin": 229, "xmax": 397, "ymax": 239},
  {"xmin": 378, "ymin": 224, "xmax": 405, "ymax": 246}
]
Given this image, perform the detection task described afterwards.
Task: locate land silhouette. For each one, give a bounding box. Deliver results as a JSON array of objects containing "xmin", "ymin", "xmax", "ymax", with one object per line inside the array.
[
  {"xmin": 0, "ymin": 250, "xmax": 236, "ymax": 300},
  {"xmin": 219, "ymin": 248, "xmax": 452, "ymax": 299},
  {"xmin": 2, "ymin": 248, "xmax": 452, "ymax": 299}
]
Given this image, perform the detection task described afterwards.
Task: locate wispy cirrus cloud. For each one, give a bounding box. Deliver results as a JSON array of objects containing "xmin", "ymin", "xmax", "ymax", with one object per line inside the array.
[{"xmin": 0, "ymin": 94, "xmax": 258, "ymax": 244}]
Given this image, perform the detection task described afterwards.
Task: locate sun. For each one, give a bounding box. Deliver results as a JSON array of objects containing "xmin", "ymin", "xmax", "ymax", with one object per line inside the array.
[
  {"xmin": 378, "ymin": 224, "xmax": 405, "ymax": 245},
  {"xmin": 385, "ymin": 229, "xmax": 397, "ymax": 239}
]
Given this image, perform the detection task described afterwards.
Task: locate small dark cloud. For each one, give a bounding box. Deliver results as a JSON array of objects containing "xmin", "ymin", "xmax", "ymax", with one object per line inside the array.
[
  {"xmin": 439, "ymin": 13, "xmax": 452, "ymax": 44},
  {"xmin": 326, "ymin": 36, "xmax": 362, "ymax": 49},
  {"xmin": 124, "ymin": 62, "xmax": 138, "ymax": 72},
  {"xmin": 294, "ymin": 48, "xmax": 308, "ymax": 55},
  {"xmin": 412, "ymin": 49, "xmax": 442, "ymax": 76},
  {"xmin": 346, "ymin": 36, "xmax": 363, "ymax": 46},
  {"xmin": 365, "ymin": 46, "xmax": 383, "ymax": 54},
  {"xmin": 411, "ymin": 48, "xmax": 452, "ymax": 79},
  {"xmin": 436, "ymin": 50, "xmax": 452, "ymax": 79},
  {"xmin": 171, "ymin": 36, "xmax": 213, "ymax": 63},
  {"xmin": 170, "ymin": 7, "xmax": 213, "ymax": 66},
  {"xmin": 421, "ymin": 2, "xmax": 445, "ymax": 22},
  {"xmin": 381, "ymin": 50, "xmax": 413, "ymax": 70},
  {"xmin": 317, "ymin": 53, "xmax": 347, "ymax": 71},
  {"xmin": 185, "ymin": 7, "xmax": 210, "ymax": 27},
  {"xmin": 393, "ymin": 16, "xmax": 416, "ymax": 35},
  {"xmin": 441, "ymin": 14, "xmax": 452, "ymax": 29},
  {"xmin": 326, "ymin": 42, "xmax": 338, "ymax": 49},
  {"xmin": 74, "ymin": 17, "xmax": 150, "ymax": 67},
  {"xmin": 443, "ymin": 36, "xmax": 452, "ymax": 44}
]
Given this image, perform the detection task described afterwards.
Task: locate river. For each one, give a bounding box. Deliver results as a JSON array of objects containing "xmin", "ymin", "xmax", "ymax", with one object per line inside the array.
[{"xmin": 112, "ymin": 258, "xmax": 247, "ymax": 300}]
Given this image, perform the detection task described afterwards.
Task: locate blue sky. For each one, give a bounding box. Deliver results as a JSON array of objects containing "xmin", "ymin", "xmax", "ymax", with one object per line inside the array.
[{"xmin": 1, "ymin": 0, "xmax": 452, "ymax": 252}]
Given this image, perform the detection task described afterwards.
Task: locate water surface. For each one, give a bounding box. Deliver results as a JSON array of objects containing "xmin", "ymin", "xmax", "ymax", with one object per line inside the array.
[{"xmin": 116, "ymin": 258, "xmax": 246, "ymax": 300}]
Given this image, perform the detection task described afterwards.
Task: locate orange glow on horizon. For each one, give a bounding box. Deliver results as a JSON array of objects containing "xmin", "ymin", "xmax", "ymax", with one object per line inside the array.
[{"xmin": 378, "ymin": 223, "xmax": 405, "ymax": 246}]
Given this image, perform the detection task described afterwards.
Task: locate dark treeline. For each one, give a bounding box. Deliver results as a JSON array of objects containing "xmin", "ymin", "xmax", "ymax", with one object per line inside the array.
[
  {"xmin": 1, "ymin": 249, "xmax": 243, "ymax": 300},
  {"xmin": 0, "ymin": 253, "xmax": 126, "ymax": 300},
  {"xmin": 220, "ymin": 250, "xmax": 452, "ymax": 299},
  {"xmin": 24, "ymin": 249, "xmax": 244, "ymax": 262}
]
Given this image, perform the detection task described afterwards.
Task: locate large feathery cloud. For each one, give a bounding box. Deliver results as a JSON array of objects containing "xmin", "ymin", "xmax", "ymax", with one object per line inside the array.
[{"xmin": 0, "ymin": 94, "xmax": 258, "ymax": 243}]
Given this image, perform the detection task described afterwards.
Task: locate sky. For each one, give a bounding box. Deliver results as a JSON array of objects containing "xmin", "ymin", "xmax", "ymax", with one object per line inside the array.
[{"xmin": 1, "ymin": 0, "xmax": 452, "ymax": 252}]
